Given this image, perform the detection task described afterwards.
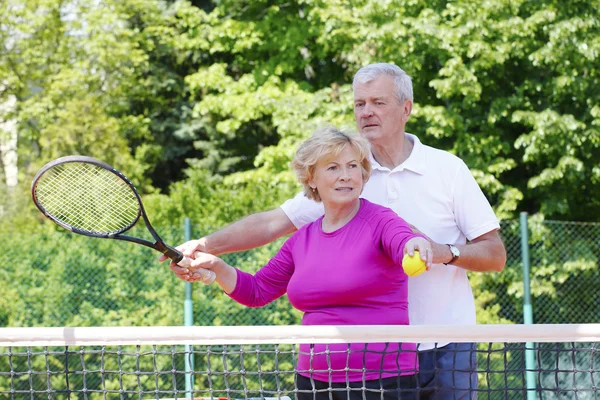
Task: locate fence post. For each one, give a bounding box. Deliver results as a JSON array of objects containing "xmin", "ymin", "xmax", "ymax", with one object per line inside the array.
[
  {"xmin": 520, "ymin": 212, "xmax": 536, "ymax": 399},
  {"xmin": 184, "ymin": 218, "xmax": 194, "ymax": 398}
]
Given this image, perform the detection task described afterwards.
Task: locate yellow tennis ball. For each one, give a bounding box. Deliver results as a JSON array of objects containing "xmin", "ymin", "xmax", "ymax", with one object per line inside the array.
[{"xmin": 402, "ymin": 251, "xmax": 427, "ymax": 277}]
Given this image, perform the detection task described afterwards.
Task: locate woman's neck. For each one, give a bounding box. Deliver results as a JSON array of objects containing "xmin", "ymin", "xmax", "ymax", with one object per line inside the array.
[{"xmin": 321, "ymin": 199, "xmax": 361, "ymax": 233}]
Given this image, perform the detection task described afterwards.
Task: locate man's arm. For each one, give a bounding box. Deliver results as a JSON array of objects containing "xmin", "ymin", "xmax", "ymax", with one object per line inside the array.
[
  {"xmin": 162, "ymin": 208, "xmax": 297, "ymax": 281},
  {"xmin": 200, "ymin": 207, "xmax": 297, "ymax": 255},
  {"xmin": 158, "ymin": 207, "xmax": 296, "ymax": 262},
  {"xmin": 430, "ymin": 230, "xmax": 506, "ymax": 272}
]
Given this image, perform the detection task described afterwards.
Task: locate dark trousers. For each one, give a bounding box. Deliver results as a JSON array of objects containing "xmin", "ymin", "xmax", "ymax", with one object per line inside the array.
[
  {"xmin": 417, "ymin": 343, "xmax": 478, "ymax": 400},
  {"xmin": 296, "ymin": 373, "xmax": 418, "ymax": 400}
]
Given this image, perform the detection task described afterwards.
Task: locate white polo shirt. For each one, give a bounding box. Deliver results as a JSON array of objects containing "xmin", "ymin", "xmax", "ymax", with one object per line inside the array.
[{"xmin": 280, "ymin": 133, "xmax": 500, "ymax": 350}]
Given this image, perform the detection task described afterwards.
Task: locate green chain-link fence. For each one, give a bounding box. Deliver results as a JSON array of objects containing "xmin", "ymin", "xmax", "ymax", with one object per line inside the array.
[
  {"xmin": 474, "ymin": 216, "xmax": 600, "ymax": 326},
  {"xmin": 1, "ymin": 216, "xmax": 599, "ymax": 328},
  {"xmin": 1, "ymin": 216, "xmax": 599, "ymax": 399}
]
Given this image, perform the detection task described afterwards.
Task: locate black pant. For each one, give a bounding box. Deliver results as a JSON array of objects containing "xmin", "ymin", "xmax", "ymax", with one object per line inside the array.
[
  {"xmin": 296, "ymin": 373, "xmax": 418, "ymax": 400},
  {"xmin": 417, "ymin": 343, "xmax": 478, "ymax": 400}
]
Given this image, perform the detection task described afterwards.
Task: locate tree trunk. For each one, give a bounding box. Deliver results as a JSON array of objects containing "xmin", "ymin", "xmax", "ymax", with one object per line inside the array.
[{"xmin": 0, "ymin": 93, "xmax": 18, "ymax": 188}]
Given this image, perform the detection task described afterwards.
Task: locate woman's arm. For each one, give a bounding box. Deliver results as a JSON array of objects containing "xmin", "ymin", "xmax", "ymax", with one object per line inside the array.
[{"xmin": 176, "ymin": 236, "xmax": 297, "ymax": 307}]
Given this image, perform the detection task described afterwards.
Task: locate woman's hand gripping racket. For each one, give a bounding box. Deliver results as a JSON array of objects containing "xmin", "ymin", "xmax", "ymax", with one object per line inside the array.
[{"xmin": 31, "ymin": 155, "xmax": 216, "ymax": 284}]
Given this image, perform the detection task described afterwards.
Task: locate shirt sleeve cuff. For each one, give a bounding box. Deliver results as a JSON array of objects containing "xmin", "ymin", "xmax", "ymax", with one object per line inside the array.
[
  {"xmin": 227, "ymin": 268, "xmax": 246, "ymax": 299},
  {"xmin": 465, "ymin": 222, "xmax": 500, "ymax": 241}
]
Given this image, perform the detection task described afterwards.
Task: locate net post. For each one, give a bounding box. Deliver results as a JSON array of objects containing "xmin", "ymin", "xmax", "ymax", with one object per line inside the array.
[
  {"xmin": 184, "ymin": 217, "xmax": 195, "ymax": 398},
  {"xmin": 520, "ymin": 212, "xmax": 536, "ymax": 399}
]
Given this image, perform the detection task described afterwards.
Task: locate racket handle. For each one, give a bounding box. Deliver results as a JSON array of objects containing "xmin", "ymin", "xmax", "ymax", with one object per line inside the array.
[{"xmin": 176, "ymin": 255, "xmax": 217, "ymax": 285}]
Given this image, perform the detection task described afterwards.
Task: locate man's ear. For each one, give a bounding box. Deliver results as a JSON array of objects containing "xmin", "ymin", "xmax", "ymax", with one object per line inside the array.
[{"xmin": 403, "ymin": 100, "xmax": 413, "ymax": 118}]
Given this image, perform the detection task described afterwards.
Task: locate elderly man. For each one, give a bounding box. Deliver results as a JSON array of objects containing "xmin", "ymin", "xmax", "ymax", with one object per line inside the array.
[{"xmin": 163, "ymin": 63, "xmax": 506, "ymax": 399}]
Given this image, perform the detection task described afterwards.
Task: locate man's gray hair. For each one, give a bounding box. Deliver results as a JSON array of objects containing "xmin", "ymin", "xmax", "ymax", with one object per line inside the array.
[{"xmin": 352, "ymin": 63, "xmax": 413, "ymax": 104}]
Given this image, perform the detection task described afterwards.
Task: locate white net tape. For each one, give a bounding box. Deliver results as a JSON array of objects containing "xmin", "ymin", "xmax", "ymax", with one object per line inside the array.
[{"xmin": 0, "ymin": 325, "xmax": 598, "ymax": 399}]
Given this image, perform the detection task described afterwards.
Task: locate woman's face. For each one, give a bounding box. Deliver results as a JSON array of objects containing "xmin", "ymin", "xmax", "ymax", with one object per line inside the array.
[{"xmin": 309, "ymin": 145, "xmax": 364, "ymax": 207}]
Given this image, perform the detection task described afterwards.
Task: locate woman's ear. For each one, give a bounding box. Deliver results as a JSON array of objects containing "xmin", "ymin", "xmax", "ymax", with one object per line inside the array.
[{"xmin": 307, "ymin": 175, "xmax": 316, "ymax": 190}]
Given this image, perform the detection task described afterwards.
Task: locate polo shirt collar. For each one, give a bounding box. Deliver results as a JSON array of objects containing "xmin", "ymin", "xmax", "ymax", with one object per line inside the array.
[{"xmin": 369, "ymin": 133, "xmax": 427, "ymax": 175}]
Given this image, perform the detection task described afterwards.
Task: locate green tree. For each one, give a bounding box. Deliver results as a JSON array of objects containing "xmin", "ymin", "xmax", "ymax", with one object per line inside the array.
[{"xmin": 167, "ymin": 0, "xmax": 600, "ymax": 222}]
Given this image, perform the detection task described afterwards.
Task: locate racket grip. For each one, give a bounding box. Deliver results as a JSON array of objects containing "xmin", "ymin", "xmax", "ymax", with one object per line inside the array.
[
  {"xmin": 177, "ymin": 256, "xmax": 216, "ymax": 285},
  {"xmin": 200, "ymin": 269, "xmax": 217, "ymax": 285}
]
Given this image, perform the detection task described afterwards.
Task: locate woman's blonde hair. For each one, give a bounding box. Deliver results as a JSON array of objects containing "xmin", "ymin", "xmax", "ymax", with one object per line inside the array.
[{"xmin": 291, "ymin": 126, "xmax": 372, "ymax": 202}]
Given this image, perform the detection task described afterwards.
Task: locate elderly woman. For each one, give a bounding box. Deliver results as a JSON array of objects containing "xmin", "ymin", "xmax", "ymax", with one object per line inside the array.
[{"xmin": 174, "ymin": 126, "xmax": 443, "ymax": 399}]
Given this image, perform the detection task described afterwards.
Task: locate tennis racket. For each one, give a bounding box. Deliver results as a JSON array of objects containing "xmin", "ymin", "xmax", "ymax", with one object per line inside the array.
[{"xmin": 31, "ymin": 155, "xmax": 216, "ymax": 284}]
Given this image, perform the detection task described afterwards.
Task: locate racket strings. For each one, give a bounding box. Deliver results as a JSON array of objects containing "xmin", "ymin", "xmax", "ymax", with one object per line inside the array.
[
  {"xmin": 34, "ymin": 162, "xmax": 140, "ymax": 234},
  {"xmin": 51, "ymin": 172, "xmax": 130, "ymax": 230}
]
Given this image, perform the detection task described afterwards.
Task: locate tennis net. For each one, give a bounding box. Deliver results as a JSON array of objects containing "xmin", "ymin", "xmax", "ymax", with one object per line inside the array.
[{"xmin": 0, "ymin": 324, "xmax": 598, "ymax": 399}]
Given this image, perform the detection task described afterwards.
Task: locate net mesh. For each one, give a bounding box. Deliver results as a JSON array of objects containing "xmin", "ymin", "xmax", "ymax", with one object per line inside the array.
[
  {"xmin": 0, "ymin": 325, "xmax": 598, "ymax": 399},
  {"xmin": 33, "ymin": 162, "xmax": 140, "ymax": 235}
]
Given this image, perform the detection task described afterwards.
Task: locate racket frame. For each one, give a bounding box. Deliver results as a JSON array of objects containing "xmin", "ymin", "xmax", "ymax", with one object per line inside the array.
[{"xmin": 31, "ymin": 155, "xmax": 184, "ymax": 263}]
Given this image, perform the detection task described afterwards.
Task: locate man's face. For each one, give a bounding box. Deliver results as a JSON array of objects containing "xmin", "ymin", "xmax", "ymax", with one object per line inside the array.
[{"xmin": 353, "ymin": 75, "xmax": 410, "ymax": 144}]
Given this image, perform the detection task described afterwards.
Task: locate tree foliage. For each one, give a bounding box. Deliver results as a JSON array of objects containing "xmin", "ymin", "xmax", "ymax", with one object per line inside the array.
[
  {"xmin": 0, "ymin": 5, "xmax": 598, "ymax": 395},
  {"xmin": 167, "ymin": 0, "xmax": 600, "ymax": 222},
  {"xmin": 1, "ymin": 0, "xmax": 599, "ymax": 342},
  {"xmin": 1, "ymin": 0, "xmax": 599, "ymax": 227}
]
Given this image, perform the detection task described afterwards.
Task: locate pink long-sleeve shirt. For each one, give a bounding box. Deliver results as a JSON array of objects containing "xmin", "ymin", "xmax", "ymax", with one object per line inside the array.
[{"xmin": 229, "ymin": 199, "xmax": 420, "ymax": 382}]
